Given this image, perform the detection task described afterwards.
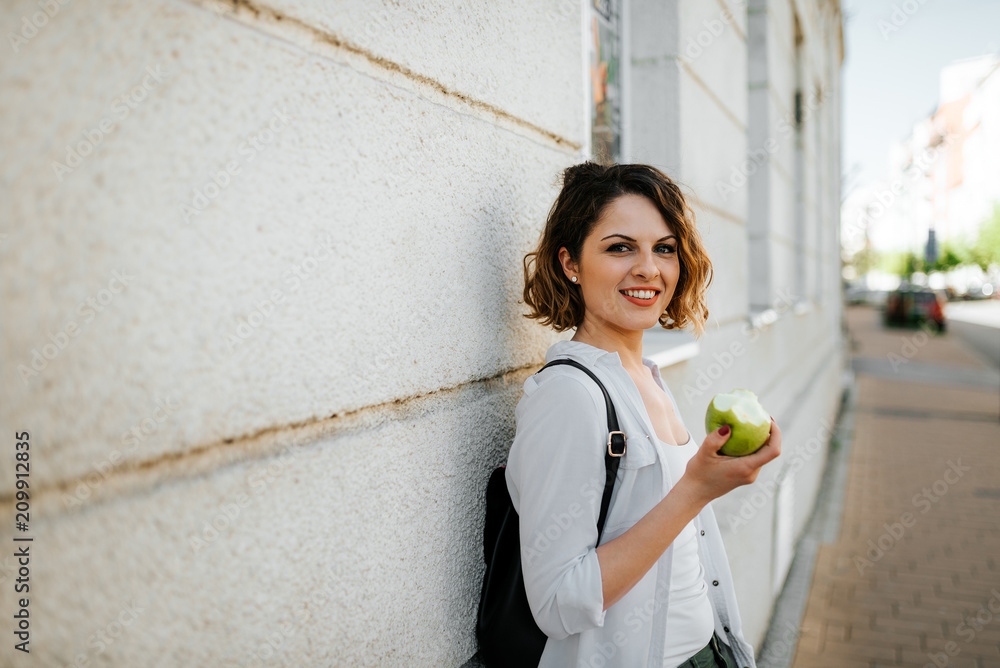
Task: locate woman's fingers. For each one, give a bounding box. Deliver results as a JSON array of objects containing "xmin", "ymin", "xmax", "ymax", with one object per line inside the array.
[
  {"xmin": 762, "ymin": 417, "xmax": 782, "ymax": 458},
  {"xmin": 742, "ymin": 417, "xmax": 782, "ymax": 468},
  {"xmin": 681, "ymin": 418, "xmax": 784, "ymax": 504},
  {"xmin": 705, "ymin": 424, "xmax": 732, "ymax": 452}
]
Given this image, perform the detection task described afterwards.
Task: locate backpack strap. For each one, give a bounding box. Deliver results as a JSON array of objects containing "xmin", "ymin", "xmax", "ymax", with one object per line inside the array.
[{"xmin": 535, "ymin": 358, "xmax": 626, "ymax": 542}]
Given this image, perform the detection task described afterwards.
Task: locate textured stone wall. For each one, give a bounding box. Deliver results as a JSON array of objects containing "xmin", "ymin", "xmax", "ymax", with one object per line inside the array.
[{"xmin": 1, "ymin": 0, "xmax": 581, "ymax": 664}]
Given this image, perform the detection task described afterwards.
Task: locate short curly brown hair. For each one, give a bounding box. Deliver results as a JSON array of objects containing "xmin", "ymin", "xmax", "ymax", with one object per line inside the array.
[{"xmin": 522, "ymin": 162, "xmax": 713, "ymax": 337}]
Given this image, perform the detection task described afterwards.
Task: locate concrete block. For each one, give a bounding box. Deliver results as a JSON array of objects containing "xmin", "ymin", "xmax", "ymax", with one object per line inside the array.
[
  {"xmin": 0, "ymin": 0, "xmax": 575, "ymax": 489},
  {"xmin": 0, "ymin": 369, "xmax": 533, "ymax": 665},
  {"xmin": 252, "ymin": 0, "xmax": 585, "ymax": 144}
]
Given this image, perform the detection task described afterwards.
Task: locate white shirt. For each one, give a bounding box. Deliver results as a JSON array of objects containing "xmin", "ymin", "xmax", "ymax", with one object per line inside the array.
[
  {"xmin": 505, "ymin": 340, "xmax": 757, "ymax": 668},
  {"xmin": 657, "ymin": 435, "xmax": 716, "ymax": 667}
]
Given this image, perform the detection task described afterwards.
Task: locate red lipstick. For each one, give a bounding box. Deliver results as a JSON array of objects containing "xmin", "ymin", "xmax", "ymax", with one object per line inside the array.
[{"xmin": 619, "ymin": 287, "xmax": 660, "ymax": 306}]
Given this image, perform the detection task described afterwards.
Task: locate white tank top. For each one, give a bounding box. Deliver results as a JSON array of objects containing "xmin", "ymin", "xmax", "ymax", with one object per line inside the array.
[{"xmin": 658, "ymin": 433, "xmax": 716, "ymax": 668}]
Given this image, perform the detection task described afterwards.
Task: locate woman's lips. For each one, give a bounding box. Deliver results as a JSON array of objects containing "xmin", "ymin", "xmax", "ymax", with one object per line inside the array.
[{"xmin": 619, "ymin": 289, "xmax": 660, "ymax": 306}]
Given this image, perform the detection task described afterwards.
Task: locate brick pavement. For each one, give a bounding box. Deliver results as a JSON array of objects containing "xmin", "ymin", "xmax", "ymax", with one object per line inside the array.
[{"xmin": 791, "ymin": 305, "xmax": 1000, "ymax": 668}]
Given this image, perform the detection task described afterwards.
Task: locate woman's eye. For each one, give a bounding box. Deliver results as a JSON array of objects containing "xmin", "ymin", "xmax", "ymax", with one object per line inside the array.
[{"xmin": 606, "ymin": 243, "xmax": 676, "ymax": 254}]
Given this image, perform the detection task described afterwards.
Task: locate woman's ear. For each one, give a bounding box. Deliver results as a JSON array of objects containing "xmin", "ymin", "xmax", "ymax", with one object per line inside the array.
[{"xmin": 557, "ymin": 246, "xmax": 579, "ymax": 282}]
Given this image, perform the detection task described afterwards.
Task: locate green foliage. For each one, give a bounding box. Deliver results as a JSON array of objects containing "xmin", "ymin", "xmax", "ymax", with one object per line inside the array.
[
  {"xmin": 877, "ymin": 250, "xmax": 905, "ymax": 276},
  {"xmin": 928, "ymin": 240, "xmax": 965, "ymax": 272},
  {"xmin": 846, "ymin": 247, "xmax": 879, "ymax": 275},
  {"xmin": 879, "ymin": 250, "xmax": 924, "ymax": 277},
  {"xmin": 970, "ymin": 202, "xmax": 1000, "ymax": 270},
  {"xmin": 865, "ymin": 201, "xmax": 1000, "ymax": 276}
]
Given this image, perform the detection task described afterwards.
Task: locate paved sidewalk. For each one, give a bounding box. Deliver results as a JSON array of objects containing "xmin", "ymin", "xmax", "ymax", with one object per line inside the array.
[{"xmin": 782, "ymin": 305, "xmax": 1000, "ymax": 668}]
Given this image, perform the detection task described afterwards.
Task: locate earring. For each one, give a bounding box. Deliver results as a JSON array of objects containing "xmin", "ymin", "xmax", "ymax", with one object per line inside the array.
[{"xmin": 571, "ymin": 276, "xmax": 578, "ymax": 283}]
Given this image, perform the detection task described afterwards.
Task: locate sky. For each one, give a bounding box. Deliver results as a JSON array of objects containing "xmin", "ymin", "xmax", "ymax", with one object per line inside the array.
[{"xmin": 841, "ymin": 0, "xmax": 1000, "ymax": 198}]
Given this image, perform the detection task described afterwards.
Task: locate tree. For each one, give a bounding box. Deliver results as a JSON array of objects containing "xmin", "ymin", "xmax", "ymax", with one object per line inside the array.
[
  {"xmin": 846, "ymin": 246, "xmax": 879, "ymax": 276},
  {"xmin": 929, "ymin": 242, "xmax": 963, "ymax": 273},
  {"xmin": 970, "ymin": 202, "xmax": 1000, "ymax": 270},
  {"xmin": 903, "ymin": 251, "xmax": 924, "ymax": 278},
  {"xmin": 879, "ymin": 250, "xmax": 924, "ymax": 278}
]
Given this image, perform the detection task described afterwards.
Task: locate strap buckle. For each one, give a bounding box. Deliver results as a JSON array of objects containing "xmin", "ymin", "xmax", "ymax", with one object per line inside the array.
[{"xmin": 607, "ymin": 431, "xmax": 626, "ymax": 457}]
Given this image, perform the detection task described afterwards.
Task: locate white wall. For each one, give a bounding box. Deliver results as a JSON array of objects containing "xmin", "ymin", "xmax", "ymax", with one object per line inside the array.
[
  {"xmin": 631, "ymin": 0, "xmax": 845, "ymax": 649},
  {"xmin": 0, "ymin": 0, "xmax": 843, "ymax": 663},
  {"xmin": 1, "ymin": 0, "xmax": 583, "ymax": 664}
]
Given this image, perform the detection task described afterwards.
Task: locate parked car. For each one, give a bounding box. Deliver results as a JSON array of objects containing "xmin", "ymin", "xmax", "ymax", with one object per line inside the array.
[
  {"xmin": 883, "ymin": 287, "xmax": 947, "ymax": 331},
  {"xmin": 959, "ymin": 282, "xmax": 996, "ymax": 300}
]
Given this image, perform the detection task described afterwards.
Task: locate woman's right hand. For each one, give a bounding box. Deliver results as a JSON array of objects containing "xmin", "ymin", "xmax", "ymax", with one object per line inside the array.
[
  {"xmin": 596, "ymin": 418, "xmax": 781, "ymax": 610},
  {"xmin": 675, "ymin": 418, "xmax": 782, "ymax": 508}
]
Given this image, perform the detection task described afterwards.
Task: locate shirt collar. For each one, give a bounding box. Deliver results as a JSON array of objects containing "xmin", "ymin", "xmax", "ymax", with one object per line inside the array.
[
  {"xmin": 546, "ymin": 339, "xmax": 661, "ymax": 380},
  {"xmin": 546, "ymin": 339, "xmax": 616, "ymax": 366}
]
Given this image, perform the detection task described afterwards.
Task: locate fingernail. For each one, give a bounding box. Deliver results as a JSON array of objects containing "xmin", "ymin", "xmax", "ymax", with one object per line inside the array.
[{"xmin": 719, "ymin": 425, "xmax": 730, "ymax": 436}]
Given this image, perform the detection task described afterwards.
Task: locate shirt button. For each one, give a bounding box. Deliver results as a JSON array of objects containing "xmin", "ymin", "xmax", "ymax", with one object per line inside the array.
[
  {"xmin": 712, "ymin": 580, "xmax": 719, "ymax": 586},
  {"xmin": 700, "ymin": 530, "xmax": 705, "ymax": 536},
  {"xmin": 724, "ymin": 626, "xmax": 730, "ymax": 633}
]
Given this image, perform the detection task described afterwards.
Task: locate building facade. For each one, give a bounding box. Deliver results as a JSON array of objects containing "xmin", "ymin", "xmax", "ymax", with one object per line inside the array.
[
  {"xmin": 0, "ymin": 0, "xmax": 842, "ymax": 664},
  {"xmin": 843, "ymin": 53, "xmax": 1000, "ymax": 293}
]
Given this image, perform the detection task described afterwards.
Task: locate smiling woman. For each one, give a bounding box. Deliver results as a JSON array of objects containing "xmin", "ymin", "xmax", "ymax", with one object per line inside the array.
[
  {"xmin": 501, "ymin": 161, "xmax": 781, "ymax": 668},
  {"xmin": 559, "ymin": 195, "xmax": 684, "ymax": 341},
  {"xmin": 522, "ymin": 162, "xmax": 713, "ymax": 339}
]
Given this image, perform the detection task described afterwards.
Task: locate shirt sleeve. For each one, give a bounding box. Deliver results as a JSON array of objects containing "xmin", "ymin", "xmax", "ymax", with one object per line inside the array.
[{"xmin": 505, "ymin": 371, "xmax": 609, "ymax": 639}]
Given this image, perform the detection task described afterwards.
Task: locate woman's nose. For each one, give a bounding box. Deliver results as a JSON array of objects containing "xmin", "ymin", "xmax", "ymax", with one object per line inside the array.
[{"xmin": 633, "ymin": 250, "xmax": 659, "ymax": 278}]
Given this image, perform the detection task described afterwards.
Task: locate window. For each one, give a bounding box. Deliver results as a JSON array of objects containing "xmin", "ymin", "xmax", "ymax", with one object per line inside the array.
[
  {"xmin": 793, "ymin": 13, "xmax": 806, "ymax": 303},
  {"xmin": 588, "ymin": 0, "xmax": 623, "ymax": 163},
  {"xmin": 746, "ymin": 1, "xmax": 773, "ymax": 313}
]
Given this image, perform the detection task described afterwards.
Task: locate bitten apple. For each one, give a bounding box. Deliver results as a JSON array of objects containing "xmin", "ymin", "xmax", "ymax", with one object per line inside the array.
[{"xmin": 705, "ymin": 389, "xmax": 771, "ymax": 457}]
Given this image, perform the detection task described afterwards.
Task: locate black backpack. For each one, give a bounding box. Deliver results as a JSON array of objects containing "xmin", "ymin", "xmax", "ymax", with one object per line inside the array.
[{"xmin": 476, "ymin": 358, "xmax": 627, "ymax": 667}]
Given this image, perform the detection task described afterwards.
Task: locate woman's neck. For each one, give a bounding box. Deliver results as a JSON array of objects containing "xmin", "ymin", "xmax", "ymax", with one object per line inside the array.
[{"xmin": 570, "ymin": 321, "xmax": 646, "ymax": 374}]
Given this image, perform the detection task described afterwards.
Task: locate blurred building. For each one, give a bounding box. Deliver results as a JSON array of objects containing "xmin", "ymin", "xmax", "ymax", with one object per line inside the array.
[
  {"xmin": 933, "ymin": 55, "xmax": 1000, "ymax": 246},
  {"xmin": 0, "ymin": 0, "xmax": 843, "ymax": 664},
  {"xmin": 843, "ymin": 53, "xmax": 1000, "ymax": 278}
]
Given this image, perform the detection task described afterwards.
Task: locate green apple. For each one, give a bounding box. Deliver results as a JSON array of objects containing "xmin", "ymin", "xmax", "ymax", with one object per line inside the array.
[{"xmin": 705, "ymin": 389, "xmax": 771, "ymax": 457}]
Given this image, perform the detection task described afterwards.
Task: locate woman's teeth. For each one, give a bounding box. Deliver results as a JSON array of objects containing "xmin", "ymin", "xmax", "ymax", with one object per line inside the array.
[{"xmin": 622, "ymin": 289, "xmax": 657, "ymax": 300}]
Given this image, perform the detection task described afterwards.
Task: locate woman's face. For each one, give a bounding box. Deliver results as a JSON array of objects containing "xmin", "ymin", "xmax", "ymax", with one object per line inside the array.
[{"xmin": 559, "ymin": 194, "xmax": 681, "ymax": 334}]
